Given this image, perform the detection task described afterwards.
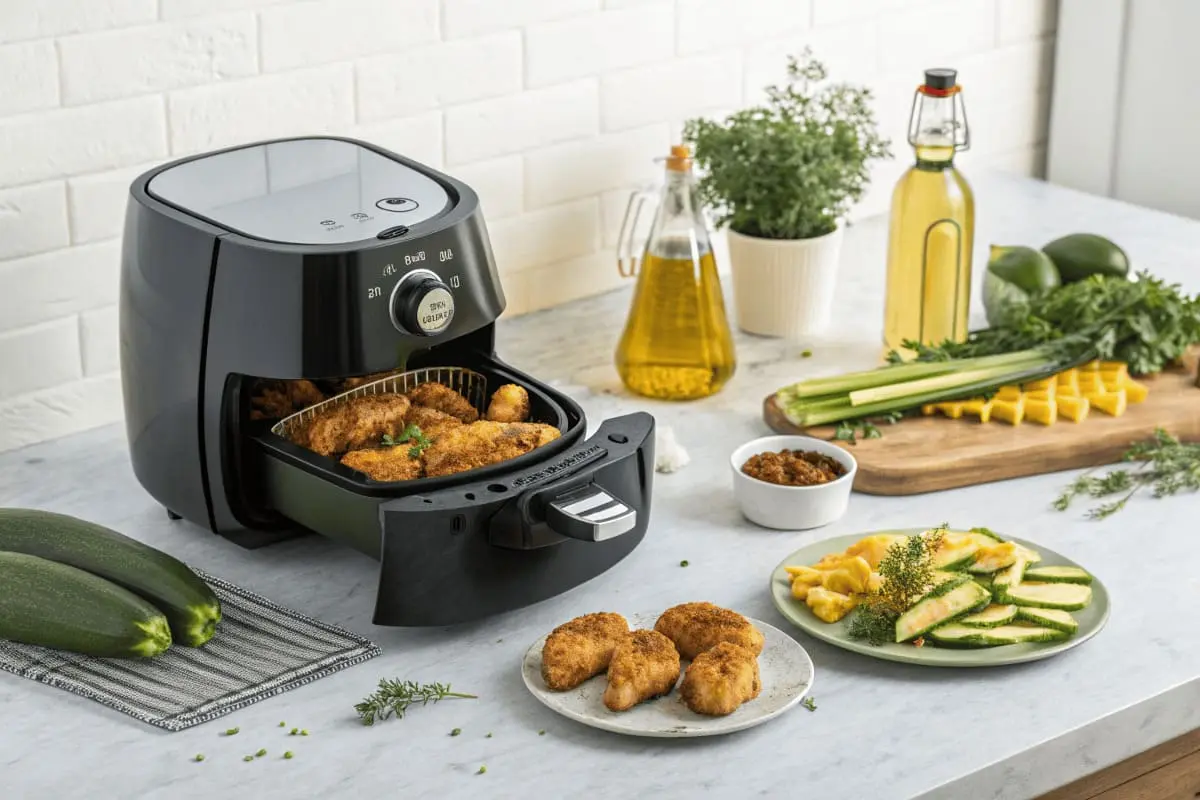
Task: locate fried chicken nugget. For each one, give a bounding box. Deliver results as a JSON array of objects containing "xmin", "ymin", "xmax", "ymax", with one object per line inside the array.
[
  {"xmin": 339, "ymin": 447, "xmax": 423, "ymax": 482},
  {"xmin": 301, "ymin": 394, "xmax": 411, "ymax": 456},
  {"xmin": 653, "ymin": 602, "xmax": 765, "ymax": 661},
  {"xmin": 603, "ymin": 630, "xmax": 681, "ymax": 712},
  {"xmin": 406, "ymin": 382, "xmax": 479, "ymax": 423},
  {"xmin": 679, "ymin": 642, "xmax": 761, "ymax": 716},
  {"xmin": 485, "ymin": 383, "xmax": 531, "ymax": 423},
  {"xmin": 422, "ymin": 421, "xmax": 560, "ymax": 478},
  {"xmin": 405, "ymin": 405, "xmax": 463, "ymax": 439},
  {"xmin": 541, "ymin": 612, "xmax": 629, "ymax": 691}
]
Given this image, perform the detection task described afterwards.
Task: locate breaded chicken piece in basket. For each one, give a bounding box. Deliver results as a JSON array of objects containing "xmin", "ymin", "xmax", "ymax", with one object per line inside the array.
[
  {"xmin": 422, "ymin": 421, "xmax": 560, "ymax": 478},
  {"xmin": 340, "ymin": 447, "xmax": 423, "ymax": 482},
  {"xmin": 679, "ymin": 642, "xmax": 761, "ymax": 716},
  {"xmin": 541, "ymin": 612, "xmax": 629, "ymax": 691},
  {"xmin": 250, "ymin": 379, "xmax": 325, "ymax": 420},
  {"xmin": 405, "ymin": 406, "xmax": 463, "ymax": 440},
  {"xmin": 406, "ymin": 382, "xmax": 479, "ymax": 423},
  {"xmin": 301, "ymin": 394, "xmax": 411, "ymax": 456},
  {"xmin": 653, "ymin": 602, "xmax": 765, "ymax": 661},
  {"xmin": 603, "ymin": 630, "xmax": 681, "ymax": 712},
  {"xmin": 485, "ymin": 383, "xmax": 531, "ymax": 423}
]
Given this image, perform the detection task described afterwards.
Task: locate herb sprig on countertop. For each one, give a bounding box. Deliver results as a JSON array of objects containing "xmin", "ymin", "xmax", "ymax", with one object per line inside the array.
[
  {"xmin": 381, "ymin": 425, "xmax": 432, "ymax": 458},
  {"xmin": 889, "ymin": 272, "xmax": 1200, "ymax": 375},
  {"xmin": 832, "ymin": 411, "xmax": 903, "ymax": 445},
  {"xmin": 1054, "ymin": 428, "xmax": 1200, "ymax": 518},
  {"xmin": 355, "ymin": 680, "xmax": 476, "ymax": 726},
  {"xmin": 848, "ymin": 525, "xmax": 947, "ymax": 646}
]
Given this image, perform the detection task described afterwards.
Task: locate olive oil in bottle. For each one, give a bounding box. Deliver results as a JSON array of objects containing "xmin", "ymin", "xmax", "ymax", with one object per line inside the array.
[
  {"xmin": 883, "ymin": 68, "xmax": 974, "ymax": 356},
  {"xmin": 615, "ymin": 145, "xmax": 736, "ymax": 400}
]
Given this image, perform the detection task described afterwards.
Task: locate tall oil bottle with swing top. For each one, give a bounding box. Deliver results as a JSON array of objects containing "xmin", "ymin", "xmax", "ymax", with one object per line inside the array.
[{"xmin": 883, "ymin": 68, "xmax": 974, "ymax": 356}]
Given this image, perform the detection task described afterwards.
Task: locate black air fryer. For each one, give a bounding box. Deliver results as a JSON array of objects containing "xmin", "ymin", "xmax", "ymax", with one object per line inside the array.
[{"xmin": 119, "ymin": 136, "xmax": 654, "ymax": 626}]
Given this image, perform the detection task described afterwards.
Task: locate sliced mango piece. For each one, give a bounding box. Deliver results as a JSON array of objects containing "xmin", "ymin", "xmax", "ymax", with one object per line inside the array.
[
  {"xmin": 1078, "ymin": 376, "xmax": 1106, "ymax": 395},
  {"xmin": 1023, "ymin": 377, "xmax": 1056, "ymax": 393},
  {"xmin": 961, "ymin": 397, "xmax": 994, "ymax": 423},
  {"xmin": 844, "ymin": 534, "xmax": 905, "ymax": 570},
  {"xmin": 1025, "ymin": 398, "xmax": 1057, "ymax": 425},
  {"xmin": 1124, "ymin": 378, "xmax": 1149, "ymax": 404},
  {"xmin": 1056, "ymin": 370, "xmax": 1081, "ymax": 396},
  {"xmin": 995, "ymin": 385, "xmax": 1022, "ymax": 401},
  {"xmin": 1089, "ymin": 388, "xmax": 1127, "ymax": 416},
  {"xmin": 936, "ymin": 401, "xmax": 965, "ymax": 419},
  {"xmin": 1025, "ymin": 390, "xmax": 1055, "ymax": 402},
  {"xmin": 1057, "ymin": 394, "xmax": 1090, "ymax": 422},
  {"xmin": 806, "ymin": 586, "xmax": 858, "ymax": 623},
  {"xmin": 785, "ymin": 564, "xmax": 823, "ymax": 581},
  {"xmin": 991, "ymin": 397, "xmax": 1025, "ymax": 425}
]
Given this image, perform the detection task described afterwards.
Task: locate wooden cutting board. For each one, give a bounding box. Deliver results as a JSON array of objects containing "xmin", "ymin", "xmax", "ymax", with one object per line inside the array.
[{"xmin": 762, "ymin": 362, "xmax": 1200, "ymax": 496}]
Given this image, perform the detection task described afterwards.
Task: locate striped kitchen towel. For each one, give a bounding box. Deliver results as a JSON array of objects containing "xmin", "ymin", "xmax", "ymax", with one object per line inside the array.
[{"xmin": 0, "ymin": 570, "xmax": 380, "ymax": 731}]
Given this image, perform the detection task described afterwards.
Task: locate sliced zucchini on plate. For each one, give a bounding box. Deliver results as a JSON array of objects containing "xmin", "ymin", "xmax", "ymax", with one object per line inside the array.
[
  {"xmin": 1002, "ymin": 582, "xmax": 1093, "ymax": 611},
  {"xmin": 958, "ymin": 604, "xmax": 1018, "ymax": 629},
  {"xmin": 1023, "ymin": 565, "xmax": 1092, "ymax": 585},
  {"xmin": 927, "ymin": 622, "xmax": 1070, "ymax": 648},
  {"xmin": 895, "ymin": 580, "xmax": 991, "ymax": 643},
  {"xmin": 1015, "ymin": 607, "xmax": 1079, "ymax": 634}
]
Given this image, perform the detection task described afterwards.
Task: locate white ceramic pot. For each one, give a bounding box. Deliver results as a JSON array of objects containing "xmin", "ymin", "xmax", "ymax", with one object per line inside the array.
[
  {"xmin": 726, "ymin": 225, "xmax": 844, "ymax": 338},
  {"xmin": 729, "ymin": 435, "xmax": 857, "ymax": 530}
]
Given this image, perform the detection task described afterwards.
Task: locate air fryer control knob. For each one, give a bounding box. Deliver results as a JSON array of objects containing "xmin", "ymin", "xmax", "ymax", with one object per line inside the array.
[{"xmin": 389, "ymin": 269, "xmax": 455, "ymax": 336}]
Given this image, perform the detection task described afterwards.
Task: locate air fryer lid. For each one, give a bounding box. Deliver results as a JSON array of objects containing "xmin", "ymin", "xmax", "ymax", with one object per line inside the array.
[{"xmin": 146, "ymin": 138, "xmax": 452, "ymax": 245}]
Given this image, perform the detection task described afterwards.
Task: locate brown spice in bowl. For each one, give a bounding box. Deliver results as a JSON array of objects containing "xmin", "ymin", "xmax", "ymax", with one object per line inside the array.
[{"xmin": 741, "ymin": 449, "xmax": 847, "ymax": 487}]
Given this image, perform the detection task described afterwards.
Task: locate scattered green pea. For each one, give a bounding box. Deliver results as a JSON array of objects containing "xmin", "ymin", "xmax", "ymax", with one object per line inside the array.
[
  {"xmin": 477, "ymin": 765, "xmax": 487, "ymax": 775},
  {"xmin": 538, "ymin": 730, "xmax": 545, "ymax": 736},
  {"xmin": 801, "ymin": 349, "xmax": 813, "ymax": 358},
  {"xmin": 243, "ymin": 755, "xmax": 254, "ymax": 762},
  {"xmin": 224, "ymin": 727, "xmax": 240, "ymax": 736},
  {"xmin": 485, "ymin": 732, "xmax": 493, "ymax": 738},
  {"xmin": 300, "ymin": 729, "xmax": 310, "ymax": 737},
  {"xmin": 278, "ymin": 721, "xmax": 286, "ymax": 727},
  {"xmin": 193, "ymin": 754, "xmax": 205, "ymax": 763},
  {"xmin": 680, "ymin": 559, "xmax": 689, "ymax": 567},
  {"xmin": 284, "ymin": 751, "xmax": 294, "ymax": 760},
  {"xmin": 256, "ymin": 749, "xmax": 267, "ymax": 758},
  {"xmin": 450, "ymin": 728, "xmax": 462, "ymax": 737},
  {"xmin": 289, "ymin": 727, "xmax": 298, "ymax": 735}
]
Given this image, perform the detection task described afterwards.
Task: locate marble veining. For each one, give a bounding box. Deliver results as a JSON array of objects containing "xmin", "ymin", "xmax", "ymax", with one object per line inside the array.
[{"xmin": 1, "ymin": 173, "xmax": 1199, "ymax": 799}]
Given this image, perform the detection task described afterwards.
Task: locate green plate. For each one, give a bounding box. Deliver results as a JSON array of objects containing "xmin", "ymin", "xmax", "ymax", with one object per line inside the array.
[{"xmin": 769, "ymin": 529, "xmax": 1110, "ymax": 667}]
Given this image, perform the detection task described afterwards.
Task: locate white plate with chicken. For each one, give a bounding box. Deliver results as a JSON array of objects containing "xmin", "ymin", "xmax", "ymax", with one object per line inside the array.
[{"xmin": 520, "ymin": 605, "xmax": 814, "ymax": 738}]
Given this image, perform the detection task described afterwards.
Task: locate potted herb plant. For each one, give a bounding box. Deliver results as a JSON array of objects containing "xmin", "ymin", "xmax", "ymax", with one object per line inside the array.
[{"xmin": 684, "ymin": 49, "xmax": 890, "ymax": 338}]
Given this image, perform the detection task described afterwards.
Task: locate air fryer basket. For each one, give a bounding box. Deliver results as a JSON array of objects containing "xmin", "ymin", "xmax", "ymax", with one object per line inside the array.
[{"xmin": 251, "ymin": 354, "xmax": 587, "ymax": 555}]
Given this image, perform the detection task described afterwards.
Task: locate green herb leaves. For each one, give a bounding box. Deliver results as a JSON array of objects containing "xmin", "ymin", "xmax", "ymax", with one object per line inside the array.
[
  {"xmin": 1055, "ymin": 428, "xmax": 1200, "ymax": 518},
  {"xmin": 684, "ymin": 48, "xmax": 890, "ymax": 241},
  {"xmin": 892, "ymin": 272, "xmax": 1200, "ymax": 375},
  {"xmin": 847, "ymin": 525, "xmax": 948, "ymax": 646},
  {"xmin": 381, "ymin": 424, "xmax": 433, "ymax": 458},
  {"xmin": 355, "ymin": 679, "xmax": 476, "ymax": 726}
]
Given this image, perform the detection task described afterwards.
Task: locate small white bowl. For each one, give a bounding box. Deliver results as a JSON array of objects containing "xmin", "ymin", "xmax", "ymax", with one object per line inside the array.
[{"xmin": 729, "ymin": 435, "xmax": 857, "ymax": 530}]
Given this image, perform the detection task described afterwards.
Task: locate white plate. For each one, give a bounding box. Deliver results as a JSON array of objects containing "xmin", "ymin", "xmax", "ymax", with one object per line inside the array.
[{"xmin": 520, "ymin": 612, "xmax": 814, "ymax": 738}]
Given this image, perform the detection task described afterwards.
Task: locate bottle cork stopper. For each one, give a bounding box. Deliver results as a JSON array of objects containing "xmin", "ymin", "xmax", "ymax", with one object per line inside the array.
[{"xmin": 666, "ymin": 144, "xmax": 691, "ymax": 172}]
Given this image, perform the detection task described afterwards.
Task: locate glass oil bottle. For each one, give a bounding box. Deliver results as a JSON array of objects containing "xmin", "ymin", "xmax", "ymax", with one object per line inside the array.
[
  {"xmin": 614, "ymin": 145, "xmax": 736, "ymax": 400},
  {"xmin": 883, "ymin": 68, "xmax": 974, "ymax": 356}
]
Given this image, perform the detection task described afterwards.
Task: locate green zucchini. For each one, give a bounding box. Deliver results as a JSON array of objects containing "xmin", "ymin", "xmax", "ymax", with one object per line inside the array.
[
  {"xmin": 966, "ymin": 527, "xmax": 1005, "ymax": 543},
  {"xmin": 1001, "ymin": 582, "xmax": 1093, "ymax": 611},
  {"xmin": 931, "ymin": 539, "xmax": 982, "ymax": 571},
  {"xmin": 1015, "ymin": 607, "xmax": 1079, "ymax": 634},
  {"xmin": 0, "ymin": 551, "xmax": 172, "ymax": 658},
  {"xmin": 958, "ymin": 604, "xmax": 1018, "ymax": 628},
  {"xmin": 895, "ymin": 580, "xmax": 991, "ymax": 643},
  {"xmin": 927, "ymin": 622, "xmax": 1069, "ymax": 648},
  {"xmin": 1022, "ymin": 565, "xmax": 1092, "ymax": 585},
  {"xmin": 991, "ymin": 554, "xmax": 1029, "ymax": 596},
  {"xmin": 0, "ymin": 509, "xmax": 220, "ymax": 646}
]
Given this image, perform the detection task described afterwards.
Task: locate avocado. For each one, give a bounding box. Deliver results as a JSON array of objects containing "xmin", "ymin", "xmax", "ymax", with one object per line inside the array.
[
  {"xmin": 982, "ymin": 245, "xmax": 1060, "ymax": 328},
  {"xmin": 1042, "ymin": 233, "xmax": 1129, "ymax": 283}
]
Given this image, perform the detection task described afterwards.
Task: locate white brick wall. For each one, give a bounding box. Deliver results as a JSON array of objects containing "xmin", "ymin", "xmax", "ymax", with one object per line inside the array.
[{"xmin": 0, "ymin": 0, "xmax": 1058, "ymax": 451}]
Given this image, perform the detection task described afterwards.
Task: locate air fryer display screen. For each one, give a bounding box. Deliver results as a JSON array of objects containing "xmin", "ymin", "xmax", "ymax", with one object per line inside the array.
[{"xmin": 146, "ymin": 138, "xmax": 452, "ymax": 245}]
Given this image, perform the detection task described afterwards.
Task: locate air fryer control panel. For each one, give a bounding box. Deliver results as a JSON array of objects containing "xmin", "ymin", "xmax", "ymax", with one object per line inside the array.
[{"xmin": 147, "ymin": 138, "xmax": 451, "ymax": 245}]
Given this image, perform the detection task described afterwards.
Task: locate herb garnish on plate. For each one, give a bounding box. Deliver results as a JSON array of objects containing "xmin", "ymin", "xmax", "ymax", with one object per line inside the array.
[{"xmin": 847, "ymin": 525, "xmax": 947, "ymax": 646}]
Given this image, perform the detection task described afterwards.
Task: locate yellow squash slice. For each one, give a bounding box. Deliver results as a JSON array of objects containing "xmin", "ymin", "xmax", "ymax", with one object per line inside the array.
[
  {"xmin": 995, "ymin": 385, "xmax": 1022, "ymax": 401},
  {"xmin": 961, "ymin": 397, "xmax": 993, "ymax": 423},
  {"xmin": 806, "ymin": 586, "xmax": 858, "ymax": 623},
  {"xmin": 936, "ymin": 401, "xmax": 965, "ymax": 419},
  {"xmin": 1089, "ymin": 389, "xmax": 1128, "ymax": 416},
  {"xmin": 921, "ymin": 404, "xmax": 937, "ymax": 416},
  {"xmin": 1057, "ymin": 395, "xmax": 1090, "ymax": 422},
  {"xmin": 1056, "ymin": 369, "xmax": 1080, "ymax": 396},
  {"xmin": 990, "ymin": 397, "xmax": 1025, "ymax": 425},
  {"xmin": 1025, "ymin": 398, "xmax": 1057, "ymax": 425},
  {"xmin": 1124, "ymin": 378, "xmax": 1149, "ymax": 404},
  {"xmin": 1023, "ymin": 377, "xmax": 1056, "ymax": 393}
]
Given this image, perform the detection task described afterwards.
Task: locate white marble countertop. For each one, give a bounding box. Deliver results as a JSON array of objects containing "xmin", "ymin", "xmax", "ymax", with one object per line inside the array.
[{"xmin": 2, "ymin": 173, "xmax": 1198, "ymax": 800}]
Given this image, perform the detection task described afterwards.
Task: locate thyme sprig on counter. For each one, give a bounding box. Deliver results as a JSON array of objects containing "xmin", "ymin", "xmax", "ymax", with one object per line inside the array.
[
  {"xmin": 848, "ymin": 524, "xmax": 947, "ymax": 646},
  {"xmin": 381, "ymin": 425, "xmax": 432, "ymax": 458},
  {"xmin": 355, "ymin": 680, "xmax": 476, "ymax": 726},
  {"xmin": 832, "ymin": 411, "xmax": 903, "ymax": 445},
  {"xmin": 1054, "ymin": 428, "xmax": 1200, "ymax": 519}
]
